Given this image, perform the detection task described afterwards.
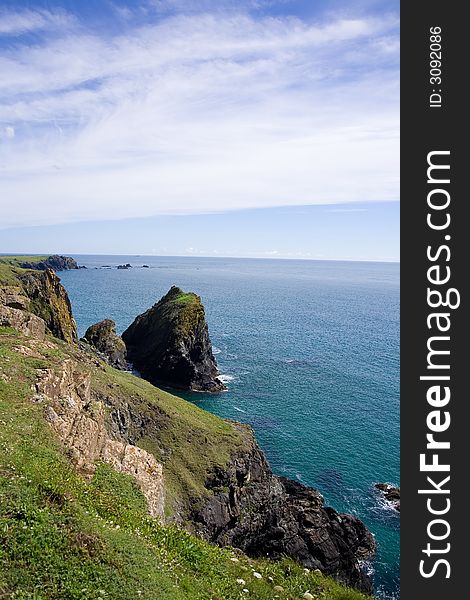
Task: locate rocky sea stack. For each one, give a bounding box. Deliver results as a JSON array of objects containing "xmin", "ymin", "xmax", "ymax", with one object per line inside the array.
[
  {"xmin": 83, "ymin": 319, "xmax": 128, "ymax": 369},
  {"xmin": 123, "ymin": 286, "xmax": 225, "ymax": 392}
]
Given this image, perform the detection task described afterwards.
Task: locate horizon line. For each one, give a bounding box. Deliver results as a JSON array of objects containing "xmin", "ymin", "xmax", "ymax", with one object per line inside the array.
[{"xmin": 0, "ymin": 252, "xmax": 400, "ymax": 264}]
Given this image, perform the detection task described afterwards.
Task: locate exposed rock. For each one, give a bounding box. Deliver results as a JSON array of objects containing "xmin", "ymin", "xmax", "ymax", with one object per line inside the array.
[
  {"xmin": 19, "ymin": 269, "xmax": 77, "ymax": 343},
  {"xmin": 142, "ymin": 265, "xmax": 150, "ymax": 268},
  {"xmin": 117, "ymin": 263, "xmax": 132, "ymax": 270},
  {"xmin": 0, "ymin": 304, "xmax": 46, "ymax": 340},
  {"xmin": 375, "ymin": 483, "xmax": 400, "ymax": 512},
  {"xmin": 83, "ymin": 319, "xmax": 128, "ymax": 369},
  {"xmin": 35, "ymin": 359, "xmax": 164, "ymax": 517},
  {"xmin": 0, "ymin": 286, "xmax": 30, "ymax": 310},
  {"xmin": 122, "ymin": 286, "xmax": 225, "ymax": 392},
  {"xmin": 190, "ymin": 423, "xmax": 375, "ymax": 593},
  {"xmin": 19, "ymin": 255, "xmax": 79, "ymax": 271}
]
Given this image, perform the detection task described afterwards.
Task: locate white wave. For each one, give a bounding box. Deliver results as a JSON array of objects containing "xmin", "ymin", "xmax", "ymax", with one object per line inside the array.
[
  {"xmin": 219, "ymin": 374, "xmax": 235, "ymax": 384},
  {"xmin": 212, "ymin": 346, "xmax": 222, "ymax": 354},
  {"xmin": 233, "ymin": 406, "xmax": 246, "ymax": 413}
]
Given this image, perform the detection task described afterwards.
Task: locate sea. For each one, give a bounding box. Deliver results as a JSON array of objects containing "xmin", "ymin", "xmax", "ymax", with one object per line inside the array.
[{"xmin": 59, "ymin": 255, "xmax": 400, "ymax": 599}]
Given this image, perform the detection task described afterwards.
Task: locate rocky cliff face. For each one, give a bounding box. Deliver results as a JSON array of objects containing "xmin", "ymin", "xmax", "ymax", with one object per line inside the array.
[
  {"xmin": 83, "ymin": 319, "xmax": 128, "ymax": 369},
  {"xmin": 19, "ymin": 269, "xmax": 77, "ymax": 344},
  {"xmin": 19, "ymin": 255, "xmax": 79, "ymax": 271},
  {"xmin": 33, "ymin": 359, "xmax": 164, "ymax": 517},
  {"xmin": 122, "ymin": 286, "xmax": 225, "ymax": 392},
  {"xmin": 190, "ymin": 424, "xmax": 375, "ymax": 593}
]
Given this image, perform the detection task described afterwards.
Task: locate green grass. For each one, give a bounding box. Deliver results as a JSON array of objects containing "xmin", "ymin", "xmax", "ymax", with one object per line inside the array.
[
  {"xmin": 0, "ymin": 327, "xmax": 371, "ymax": 600},
  {"xmin": 91, "ymin": 364, "xmax": 242, "ymax": 516},
  {"xmin": 172, "ymin": 292, "xmax": 198, "ymax": 306},
  {"xmin": 0, "ymin": 256, "xmax": 48, "ymax": 266},
  {"xmin": 0, "ymin": 256, "xmax": 47, "ymax": 286}
]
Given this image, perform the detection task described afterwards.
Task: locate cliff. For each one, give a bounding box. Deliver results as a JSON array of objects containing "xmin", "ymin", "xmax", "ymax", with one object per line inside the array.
[
  {"xmin": 0, "ymin": 259, "xmax": 374, "ymax": 599},
  {"xmin": 123, "ymin": 286, "xmax": 225, "ymax": 392},
  {"xmin": 19, "ymin": 269, "xmax": 77, "ymax": 343},
  {"xmin": 0, "ymin": 255, "xmax": 77, "ymax": 344}
]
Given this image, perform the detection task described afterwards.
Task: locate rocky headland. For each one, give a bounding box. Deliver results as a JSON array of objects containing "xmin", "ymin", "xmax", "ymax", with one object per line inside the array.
[
  {"xmin": 19, "ymin": 254, "xmax": 80, "ymax": 271},
  {"xmin": 0, "ymin": 256, "xmax": 376, "ymax": 596},
  {"xmin": 123, "ymin": 286, "xmax": 226, "ymax": 393}
]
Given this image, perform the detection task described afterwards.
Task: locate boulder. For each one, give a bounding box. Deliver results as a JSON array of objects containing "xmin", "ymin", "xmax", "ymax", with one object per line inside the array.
[
  {"xmin": 83, "ymin": 319, "xmax": 128, "ymax": 369},
  {"xmin": 122, "ymin": 286, "xmax": 225, "ymax": 392}
]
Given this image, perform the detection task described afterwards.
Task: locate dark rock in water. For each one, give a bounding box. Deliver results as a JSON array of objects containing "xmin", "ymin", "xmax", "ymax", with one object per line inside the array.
[
  {"xmin": 117, "ymin": 263, "xmax": 132, "ymax": 270},
  {"xmin": 19, "ymin": 269, "xmax": 77, "ymax": 343},
  {"xmin": 375, "ymin": 483, "xmax": 400, "ymax": 512},
  {"xmin": 142, "ymin": 265, "xmax": 150, "ymax": 268},
  {"xmin": 19, "ymin": 255, "xmax": 79, "ymax": 272},
  {"xmin": 191, "ymin": 423, "xmax": 375, "ymax": 593},
  {"xmin": 82, "ymin": 319, "xmax": 128, "ymax": 370},
  {"xmin": 122, "ymin": 285, "xmax": 225, "ymax": 392}
]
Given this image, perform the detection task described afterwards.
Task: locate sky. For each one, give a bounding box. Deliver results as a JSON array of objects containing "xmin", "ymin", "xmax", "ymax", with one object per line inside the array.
[{"xmin": 0, "ymin": 0, "xmax": 399, "ymax": 260}]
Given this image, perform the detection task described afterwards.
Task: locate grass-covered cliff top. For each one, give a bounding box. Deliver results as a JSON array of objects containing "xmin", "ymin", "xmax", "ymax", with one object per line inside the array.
[{"xmin": 0, "ymin": 255, "xmax": 47, "ymax": 285}]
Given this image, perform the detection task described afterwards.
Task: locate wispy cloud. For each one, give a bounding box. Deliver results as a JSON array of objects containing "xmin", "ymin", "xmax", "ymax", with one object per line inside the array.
[
  {"xmin": 0, "ymin": 7, "xmax": 76, "ymax": 36},
  {"xmin": 0, "ymin": 3, "xmax": 399, "ymax": 229}
]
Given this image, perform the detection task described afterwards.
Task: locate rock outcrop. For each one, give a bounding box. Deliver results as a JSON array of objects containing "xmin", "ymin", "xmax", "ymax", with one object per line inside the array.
[
  {"xmin": 19, "ymin": 255, "xmax": 79, "ymax": 271},
  {"xmin": 34, "ymin": 359, "xmax": 164, "ymax": 518},
  {"xmin": 122, "ymin": 286, "xmax": 225, "ymax": 392},
  {"xmin": 19, "ymin": 269, "xmax": 77, "ymax": 344},
  {"xmin": 191, "ymin": 424, "xmax": 375, "ymax": 593},
  {"xmin": 83, "ymin": 319, "xmax": 128, "ymax": 369},
  {"xmin": 0, "ymin": 285, "xmax": 46, "ymax": 339},
  {"xmin": 375, "ymin": 483, "xmax": 400, "ymax": 512}
]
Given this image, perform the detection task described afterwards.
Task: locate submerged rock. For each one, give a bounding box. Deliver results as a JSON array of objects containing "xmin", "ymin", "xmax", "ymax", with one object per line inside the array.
[
  {"xmin": 19, "ymin": 255, "xmax": 79, "ymax": 271},
  {"xmin": 122, "ymin": 286, "xmax": 225, "ymax": 392},
  {"xmin": 83, "ymin": 319, "xmax": 128, "ymax": 370},
  {"xmin": 375, "ymin": 483, "xmax": 400, "ymax": 512}
]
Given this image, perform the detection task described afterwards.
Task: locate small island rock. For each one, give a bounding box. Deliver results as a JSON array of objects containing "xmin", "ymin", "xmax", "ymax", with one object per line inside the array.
[
  {"xmin": 375, "ymin": 483, "xmax": 400, "ymax": 512},
  {"xmin": 122, "ymin": 286, "xmax": 225, "ymax": 392}
]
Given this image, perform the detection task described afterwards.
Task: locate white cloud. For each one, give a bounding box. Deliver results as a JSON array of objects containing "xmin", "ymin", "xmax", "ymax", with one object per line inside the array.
[
  {"xmin": 0, "ymin": 8, "xmax": 399, "ymax": 229},
  {"xmin": 0, "ymin": 8, "xmax": 76, "ymax": 36}
]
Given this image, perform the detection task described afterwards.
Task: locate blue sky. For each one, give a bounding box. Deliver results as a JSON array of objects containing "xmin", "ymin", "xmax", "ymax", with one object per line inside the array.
[{"xmin": 0, "ymin": 0, "xmax": 399, "ymax": 260}]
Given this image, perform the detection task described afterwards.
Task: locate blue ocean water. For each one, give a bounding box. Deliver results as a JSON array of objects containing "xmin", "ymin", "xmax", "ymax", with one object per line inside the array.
[{"xmin": 59, "ymin": 255, "xmax": 400, "ymax": 599}]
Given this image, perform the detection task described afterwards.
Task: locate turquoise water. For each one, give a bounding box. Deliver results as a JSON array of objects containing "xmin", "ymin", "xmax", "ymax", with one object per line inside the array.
[{"xmin": 60, "ymin": 255, "xmax": 400, "ymax": 599}]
